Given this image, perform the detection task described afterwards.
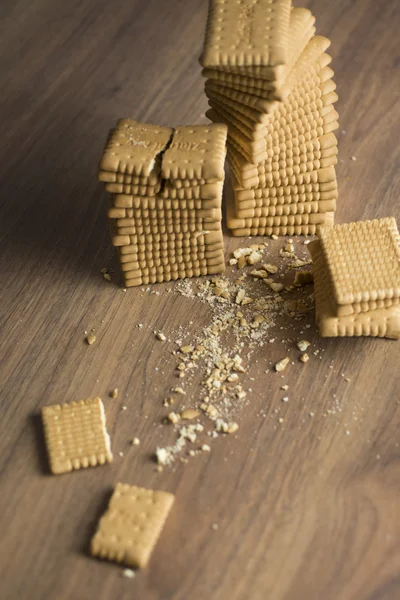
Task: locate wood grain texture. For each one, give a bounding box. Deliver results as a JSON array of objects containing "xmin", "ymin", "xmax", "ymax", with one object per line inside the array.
[{"xmin": 0, "ymin": 1, "xmax": 400, "ymax": 599}]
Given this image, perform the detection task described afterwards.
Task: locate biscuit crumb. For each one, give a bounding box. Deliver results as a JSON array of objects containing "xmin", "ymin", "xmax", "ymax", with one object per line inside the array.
[
  {"xmin": 211, "ymin": 523, "xmax": 219, "ymax": 530},
  {"xmin": 297, "ymin": 340, "xmax": 310, "ymax": 352},
  {"xmin": 299, "ymin": 353, "xmax": 309, "ymax": 363},
  {"xmin": 156, "ymin": 332, "xmax": 167, "ymax": 341},
  {"xmin": 168, "ymin": 412, "xmax": 180, "ymax": 424},
  {"xmin": 171, "ymin": 387, "xmax": 186, "ymax": 395},
  {"xmin": 227, "ymin": 422, "xmax": 239, "ymax": 434},
  {"xmin": 103, "ymin": 273, "xmax": 112, "ymax": 282},
  {"xmin": 180, "ymin": 346, "xmax": 193, "ymax": 354},
  {"xmin": 86, "ymin": 334, "xmax": 96, "ymax": 345},
  {"xmin": 131, "ymin": 437, "xmax": 140, "ymax": 446},
  {"xmin": 122, "ymin": 569, "xmax": 136, "ymax": 579},
  {"xmin": 201, "ymin": 444, "xmax": 211, "ymax": 452},
  {"xmin": 110, "ymin": 388, "xmax": 118, "ymax": 399},
  {"xmin": 181, "ymin": 409, "xmax": 200, "ymax": 420},
  {"xmin": 350, "ymin": 156, "xmax": 357, "ymax": 161},
  {"xmin": 275, "ymin": 357, "xmax": 290, "ymax": 372}
]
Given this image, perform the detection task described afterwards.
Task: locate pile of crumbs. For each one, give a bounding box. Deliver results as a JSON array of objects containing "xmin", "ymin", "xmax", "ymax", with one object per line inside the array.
[{"xmin": 155, "ymin": 239, "xmax": 317, "ymax": 466}]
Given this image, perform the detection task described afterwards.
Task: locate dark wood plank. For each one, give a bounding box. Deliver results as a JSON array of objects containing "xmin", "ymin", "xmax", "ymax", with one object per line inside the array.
[{"xmin": 0, "ymin": 1, "xmax": 399, "ymax": 599}]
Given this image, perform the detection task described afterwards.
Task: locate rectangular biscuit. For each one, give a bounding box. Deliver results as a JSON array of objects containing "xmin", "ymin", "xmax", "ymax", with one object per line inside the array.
[
  {"xmin": 161, "ymin": 124, "xmax": 227, "ymax": 181},
  {"xmin": 42, "ymin": 398, "xmax": 113, "ymax": 475},
  {"xmin": 308, "ymin": 240, "xmax": 400, "ymax": 339},
  {"xmin": 200, "ymin": 0, "xmax": 291, "ymax": 76},
  {"xmin": 91, "ymin": 483, "xmax": 174, "ymax": 568}
]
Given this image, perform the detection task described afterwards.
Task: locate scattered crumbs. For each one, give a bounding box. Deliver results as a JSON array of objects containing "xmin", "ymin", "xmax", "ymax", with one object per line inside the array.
[
  {"xmin": 131, "ymin": 437, "xmax": 140, "ymax": 446},
  {"xmin": 275, "ymin": 357, "xmax": 290, "ymax": 372},
  {"xmin": 282, "ymin": 396, "xmax": 289, "ymax": 402},
  {"xmin": 201, "ymin": 444, "xmax": 211, "ymax": 452},
  {"xmin": 281, "ymin": 384, "xmax": 289, "ymax": 391},
  {"xmin": 110, "ymin": 388, "xmax": 118, "ymax": 399},
  {"xmin": 138, "ymin": 323, "xmax": 143, "ymax": 329},
  {"xmin": 122, "ymin": 569, "xmax": 136, "ymax": 579},
  {"xmin": 300, "ymin": 353, "xmax": 310, "ymax": 363},
  {"xmin": 86, "ymin": 334, "xmax": 96, "ymax": 345},
  {"xmin": 156, "ymin": 332, "xmax": 167, "ymax": 341}
]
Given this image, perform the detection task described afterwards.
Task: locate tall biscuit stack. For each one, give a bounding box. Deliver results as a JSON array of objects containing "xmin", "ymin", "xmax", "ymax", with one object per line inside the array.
[
  {"xmin": 200, "ymin": 0, "xmax": 339, "ymax": 236},
  {"xmin": 98, "ymin": 119, "xmax": 227, "ymax": 286}
]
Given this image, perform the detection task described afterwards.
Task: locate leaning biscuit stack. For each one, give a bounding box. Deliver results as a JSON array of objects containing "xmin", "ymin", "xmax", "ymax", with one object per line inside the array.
[
  {"xmin": 200, "ymin": 0, "xmax": 339, "ymax": 236},
  {"xmin": 98, "ymin": 119, "xmax": 227, "ymax": 286},
  {"xmin": 308, "ymin": 218, "xmax": 400, "ymax": 339}
]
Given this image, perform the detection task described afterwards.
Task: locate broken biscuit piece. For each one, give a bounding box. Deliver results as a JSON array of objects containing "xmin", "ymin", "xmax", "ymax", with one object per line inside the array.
[{"xmin": 42, "ymin": 398, "xmax": 113, "ymax": 475}]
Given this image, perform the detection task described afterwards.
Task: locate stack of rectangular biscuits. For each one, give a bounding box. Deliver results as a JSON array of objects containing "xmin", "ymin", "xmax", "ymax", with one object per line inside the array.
[
  {"xmin": 200, "ymin": 0, "xmax": 339, "ymax": 236},
  {"xmin": 308, "ymin": 218, "xmax": 400, "ymax": 339},
  {"xmin": 98, "ymin": 119, "xmax": 227, "ymax": 287}
]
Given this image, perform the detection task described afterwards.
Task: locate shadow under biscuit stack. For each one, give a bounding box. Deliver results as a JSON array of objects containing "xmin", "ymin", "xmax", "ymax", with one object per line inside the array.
[
  {"xmin": 98, "ymin": 119, "xmax": 227, "ymax": 287},
  {"xmin": 201, "ymin": 0, "xmax": 339, "ymax": 237}
]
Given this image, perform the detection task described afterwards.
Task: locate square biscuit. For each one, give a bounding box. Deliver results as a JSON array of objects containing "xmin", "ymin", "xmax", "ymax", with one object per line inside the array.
[
  {"xmin": 99, "ymin": 119, "xmax": 173, "ymax": 177},
  {"xmin": 42, "ymin": 398, "xmax": 113, "ymax": 475},
  {"xmin": 91, "ymin": 483, "xmax": 174, "ymax": 569},
  {"xmin": 161, "ymin": 124, "xmax": 228, "ymax": 181},
  {"xmin": 309, "ymin": 240, "xmax": 400, "ymax": 339},
  {"xmin": 318, "ymin": 218, "xmax": 400, "ymax": 306},
  {"xmin": 200, "ymin": 0, "xmax": 291, "ymax": 75}
]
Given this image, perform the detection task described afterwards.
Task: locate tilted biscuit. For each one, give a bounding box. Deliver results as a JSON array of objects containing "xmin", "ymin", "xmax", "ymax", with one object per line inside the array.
[
  {"xmin": 200, "ymin": 0, "xmax": 291, "ymax": 77},
  {"xmin": 317, "ymin": 218, "xmax": 400, "ymax": 310},
  {"xmin": 308, "ymin": 240, "xmax": 400, "ymax": 339},
  {"xmin": 161, "ymin": 124, "xmax": 227, "ymax": 181},
  {"xmin": 42, "ymin": 398, "xmax": 113, "ymax": 475},
  {"xmin": 200, "ymin": 5, "xmax": 315, "ymax": 98},
  {"xmin": 91, "ymin": 483, "xmax": 174, "ymax": 568},
  {"xmin": 99, "ymin": 119, "xmax": 173, "ymax": 178}
]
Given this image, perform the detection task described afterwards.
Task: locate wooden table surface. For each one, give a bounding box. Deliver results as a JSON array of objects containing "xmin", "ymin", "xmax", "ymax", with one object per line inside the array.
[{"xmin": 1, "ymin": 1, "xmax": 400, "ymax": 599}]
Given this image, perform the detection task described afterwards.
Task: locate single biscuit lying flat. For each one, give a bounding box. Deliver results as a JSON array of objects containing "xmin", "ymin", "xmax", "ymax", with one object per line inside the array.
[
  {"xmin": 91, "ymin": 483, "xmax": 175, "ymax": 568},
  {"xmin": 42, "ymin": 398, "xmax": 113, "ymax": 475}
]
